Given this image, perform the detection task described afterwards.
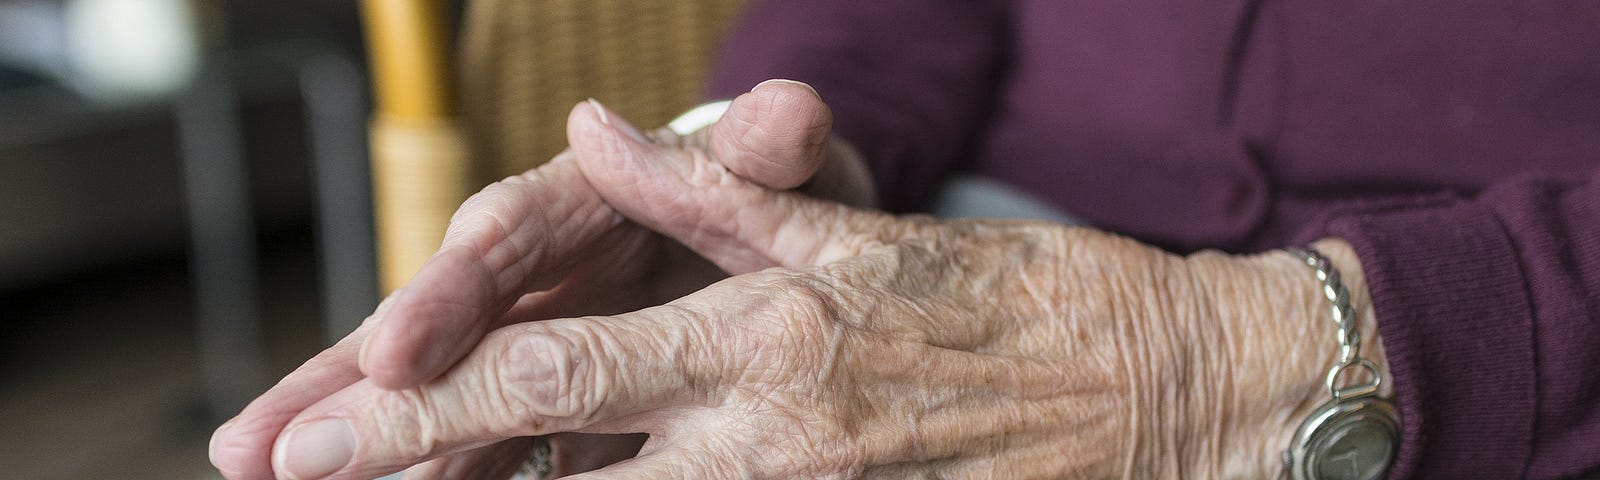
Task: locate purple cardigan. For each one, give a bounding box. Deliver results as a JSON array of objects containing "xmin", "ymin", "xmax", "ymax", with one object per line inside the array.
[{"xmin": 707, "ymin": 1, "xmax": 1600, "ymax": 478}]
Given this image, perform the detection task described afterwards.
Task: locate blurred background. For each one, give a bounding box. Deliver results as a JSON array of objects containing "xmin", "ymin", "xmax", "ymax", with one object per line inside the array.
[
  {"xmin": 0, "ymin": 0, "xmax": 745, "ymax": 477},
  {"xmin": 0, "ymin": 0, "xmax": 371, "ymax": 477}
]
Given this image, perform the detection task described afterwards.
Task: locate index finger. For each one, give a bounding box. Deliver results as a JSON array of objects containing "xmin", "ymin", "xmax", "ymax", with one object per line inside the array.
[
  {"xmin": 358, "ymin": 155, "xmax": 624, "ymax": 389},
  {"xmin": 270, "ymin": 307, "xmax": 723, "ymax": 480},
  {"xmin": 211, "ymin": 294, "xmax": 396, "ymax": 480},
  {"xmin": 570, "ymin": 100, "xmax": 910, "ymax": 274},
  {"xmin": 213, "ymin": 158, "xmax": 636, "ymax": 479}
]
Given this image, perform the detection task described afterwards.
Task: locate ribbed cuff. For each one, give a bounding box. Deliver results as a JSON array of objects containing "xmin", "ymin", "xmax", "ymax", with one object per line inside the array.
[{"xmin": 1313, "ymin": 198, "xmax": 1537, "ymax": 479}]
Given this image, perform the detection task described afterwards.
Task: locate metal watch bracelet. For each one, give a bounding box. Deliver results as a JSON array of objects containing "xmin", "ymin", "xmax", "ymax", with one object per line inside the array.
[{"xmin": 1281, "ymin": 248, "xmax": 1399, "ymax": 480}]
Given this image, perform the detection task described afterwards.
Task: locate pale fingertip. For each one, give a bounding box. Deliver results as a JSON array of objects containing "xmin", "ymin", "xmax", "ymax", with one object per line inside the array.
[
  {"xmin": 356, "ymin": 300, "xmax": 446, "ymax": 390},
  {"xmin": 356, "ymin": 320, "xmax": 401, "ymax": 387},
  {"xmin": 359, "ymin": 327, "xmax": 436, "ymax": 391},
  {"xmin": 356, "ymin": 288, "xmax": 407, "ymax": 381},
  {"xmin": 356, "ymin": 325, "xmax": 408, "ymax": 390},
  {"xmin": 209, "ymin": 418, "xmax": 234, "ymax": 467},
  {"xmin": 585, "ymin": 98, "xmax": 654, "ymax": 145},
  {"xmin": 209, "ymin": 417, "xmax": 279, "ymax": 480}
]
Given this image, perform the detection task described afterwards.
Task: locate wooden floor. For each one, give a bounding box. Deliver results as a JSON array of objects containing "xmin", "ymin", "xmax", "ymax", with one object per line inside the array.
[{"xmin": 0, "ymin": 234, "xmax": 328, "ymax": 479}]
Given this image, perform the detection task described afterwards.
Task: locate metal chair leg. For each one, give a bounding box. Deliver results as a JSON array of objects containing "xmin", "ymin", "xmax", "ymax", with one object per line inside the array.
[{"xmin": 175, "ymin": 60, "xmax": 267, "ymax": 418}]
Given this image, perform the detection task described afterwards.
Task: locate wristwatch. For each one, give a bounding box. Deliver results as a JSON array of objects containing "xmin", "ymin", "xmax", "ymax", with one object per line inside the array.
[{"xmin": 1282, "ymin": 249, "xmax": 1400, "ymax": 480}]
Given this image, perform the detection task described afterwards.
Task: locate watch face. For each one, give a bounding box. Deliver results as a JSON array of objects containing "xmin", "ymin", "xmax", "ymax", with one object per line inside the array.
[{"xmin": 1309, "ymin": 413, "xmax": 1397, "ymax": 480}]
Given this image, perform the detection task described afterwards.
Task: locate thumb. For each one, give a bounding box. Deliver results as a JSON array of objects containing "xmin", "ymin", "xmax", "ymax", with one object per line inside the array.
[
  {"xmin": 567, "ymin": 99, "xmax": 896, "ymax": 275},
  {"xmin": 706, "ymin": 79, "xmax": 833, "ymax": 190}
]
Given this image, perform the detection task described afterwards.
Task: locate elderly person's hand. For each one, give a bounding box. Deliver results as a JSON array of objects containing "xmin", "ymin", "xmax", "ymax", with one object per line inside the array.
[
  {"xmin": 207, "ymin": 81, "xmax": 874, "ymax": 480},
  {"xmin": 220, "ymin": 82, "xmax": 1391, "ymax": 478}
]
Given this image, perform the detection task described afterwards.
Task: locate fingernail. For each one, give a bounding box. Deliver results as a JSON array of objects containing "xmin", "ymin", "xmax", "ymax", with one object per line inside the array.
[
  {"xmin": 752, "ymin": 78, "xmax": 816, "ymax": 95},
  {"xmin": 586, "ymin": 98, "xmax": 654, "ymax": 145},
  {"xmin": 208, "ymin": 419, "xmax": 234, "ymax": 465},
  {"xmin": 277, "ymin": 418, "xmax": 355, "ymax": 480}
]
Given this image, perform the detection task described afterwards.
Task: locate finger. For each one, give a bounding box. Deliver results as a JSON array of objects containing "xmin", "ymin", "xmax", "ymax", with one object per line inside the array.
[
  {"xmin": 214, "ymin": 223, "xmax": 655, "ymax": 480},
  {"xmin": 359, "ymin": 157, "xmax": 632, "ymax": 389},
  {"xmin": 569, "ymin": 100, "xmax": 906, "ymax": 274},
  {"xmin": 269, "ymin": 310, "xmax": 718, "ymax": 480},
  {"xmin": 210, "ymin": 292, "xmax": 403, "ymax": 480},
  {"xmin": 707, "ymin": 79, "xmax": 832, "ymax": 189},
  {"xmin": 399, "ymin": 437, "xmax": 533, "ymax": 480}
]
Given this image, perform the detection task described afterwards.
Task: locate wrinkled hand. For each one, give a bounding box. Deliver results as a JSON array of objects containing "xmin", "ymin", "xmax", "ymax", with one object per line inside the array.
[
  {"xmin": 223, "ymin": 82, "xmax": 1387, "ymax": 478},
  {"xmin": 208, "ymin": 80, "xmax": 875, "ymax": 480}
]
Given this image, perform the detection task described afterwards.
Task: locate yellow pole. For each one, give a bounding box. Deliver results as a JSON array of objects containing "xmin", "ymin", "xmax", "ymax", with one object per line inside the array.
[{"xmin": 360, "ymin": 0, "xmax": 473, "ymax": 293}]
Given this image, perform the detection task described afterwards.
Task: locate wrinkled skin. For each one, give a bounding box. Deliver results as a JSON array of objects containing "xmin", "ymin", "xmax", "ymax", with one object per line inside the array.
[{"xmin": 210, "ymin": 80, "xmax": 1387, "ymax": 479}]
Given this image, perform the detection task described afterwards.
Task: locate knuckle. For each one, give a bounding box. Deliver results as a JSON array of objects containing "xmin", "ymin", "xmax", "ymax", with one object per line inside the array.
[
  {"xmin": 779, "ymin": 277, "xmax": 839, "ymax": 330},
  {"xmin": 750, "ymin": 273, "xmax": 838, "ymax": 339},
  {"xmin": 717, "ymin": 272, "xmax": 845, "ymax": 384},
  {"xmin": 392, "ymin": 388, "xmax": 449, "ymax": 458},
  {"xmin": 694, "ymin": 274, "xmax": 870, "ymax": 479},
  {"xmin": 444, "ymin": 181, "xmax": 524, "ymax": 248},
  {"xmin": 493, "ymin": 330, "xmax": 606, "ymax": 425},
  {"xmin": 453, "ymin": 179, "xmax": 522, "ymax": 223}
]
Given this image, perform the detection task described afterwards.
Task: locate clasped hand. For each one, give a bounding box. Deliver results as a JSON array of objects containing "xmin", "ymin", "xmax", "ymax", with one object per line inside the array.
[{"xmin": 209, "ymin": 81, "xmax": 1375, "ymax": 479}]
